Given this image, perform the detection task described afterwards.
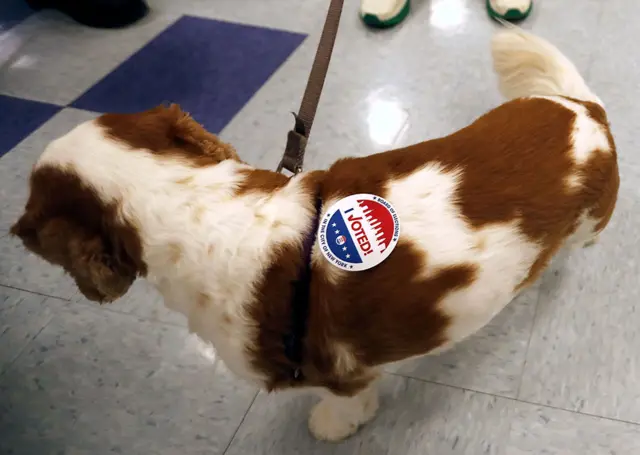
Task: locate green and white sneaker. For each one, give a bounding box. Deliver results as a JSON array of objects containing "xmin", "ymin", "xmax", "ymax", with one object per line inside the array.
[
  {"xmin": 360, "ymin": 0, "xmax": 410, "ymax": 29},
  {"xmin": 486, "ymin": 0, "xmax": 532, "ymax": 21}
]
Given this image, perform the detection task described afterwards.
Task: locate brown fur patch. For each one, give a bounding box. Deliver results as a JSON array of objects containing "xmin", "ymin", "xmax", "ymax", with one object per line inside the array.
[
  {"xmin": 176, "ymin": 176, "xmax": 194, "ymax": 185},
  {"xmin": 11, "ymin": 166, "xmax": 146, "ymax": 302},
  {"xmin": 581, "ymin": 101, "xmax": 619, "ymax": 231},
  {"xmin": 98, "ymin": 104, "xmax": 240, "ymax": 166},
  {"xmin": 245, "ymin": 97, "xmax": 618, "ymax": 395},
  {"xmin": 234, "ymin": 168, "xmax": 291, "ymax": 196}
]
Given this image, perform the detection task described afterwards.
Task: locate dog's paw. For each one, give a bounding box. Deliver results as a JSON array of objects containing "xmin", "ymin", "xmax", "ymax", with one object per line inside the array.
[
  {"xmin": 308, "ymin": 392, "xmax": 379, "ymax": 442},
  {"xmin": 308, "ymin": 400, "xmax": 358, "ymax": 442}
]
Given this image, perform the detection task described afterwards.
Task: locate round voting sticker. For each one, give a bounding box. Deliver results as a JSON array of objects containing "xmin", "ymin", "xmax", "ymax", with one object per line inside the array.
[{"xmin": 318, "ymin": 194, "xmax": 400, "ymax": 271}]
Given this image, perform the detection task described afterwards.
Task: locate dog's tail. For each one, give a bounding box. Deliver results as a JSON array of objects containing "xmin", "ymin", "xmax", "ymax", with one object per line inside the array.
[{"xmin": 491, "ymin": 24, "xmax": 602, "ymax": 106}]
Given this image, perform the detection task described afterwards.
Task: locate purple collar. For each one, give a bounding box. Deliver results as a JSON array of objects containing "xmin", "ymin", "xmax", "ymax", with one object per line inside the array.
[{"xmin": 283, "ymin": 197, "xmax": 322, "ymax": 381}]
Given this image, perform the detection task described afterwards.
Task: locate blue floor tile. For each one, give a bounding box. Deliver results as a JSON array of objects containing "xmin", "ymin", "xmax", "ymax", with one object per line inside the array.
[
  {"xmin": 0, "ymin": 0, "xmax": 34, "ymax": 32},
  {"xmin": 71, "ymin": 16, "xmax": 306, "ymax": 133},
  {"xmin": 0, "ymin": 95, "xmax": 60, "ymax": 158}
]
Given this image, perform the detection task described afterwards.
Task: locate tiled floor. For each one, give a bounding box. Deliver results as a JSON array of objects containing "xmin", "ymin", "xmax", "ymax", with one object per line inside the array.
[{"xmin": 1, "ymin": 0, "xmax": 639, "ymax": 453}]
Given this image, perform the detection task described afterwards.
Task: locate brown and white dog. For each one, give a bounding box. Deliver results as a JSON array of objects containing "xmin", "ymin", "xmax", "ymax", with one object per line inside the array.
[{"xmin": 11, "ymin": 29, "xmax": 618, "ymax": 441}]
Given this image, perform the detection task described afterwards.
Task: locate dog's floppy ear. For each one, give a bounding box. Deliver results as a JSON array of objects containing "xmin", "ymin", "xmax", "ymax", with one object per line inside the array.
[
  {"xmin": 12, "ymin": 210, "xmax": 138, "ymax": 303},
  {"xmin": 11, "ymin": 167, "xmax": 144, "ymax": 303},
  {"xmin": 64, "ymin": 221, "xmax": 138, "ymax": 303}
]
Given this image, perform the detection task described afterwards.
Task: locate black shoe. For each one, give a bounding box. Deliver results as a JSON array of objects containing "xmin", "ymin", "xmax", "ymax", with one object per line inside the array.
[{"xmin": 26, "ymin": 0, "xmax": 149, "ymax": 29}]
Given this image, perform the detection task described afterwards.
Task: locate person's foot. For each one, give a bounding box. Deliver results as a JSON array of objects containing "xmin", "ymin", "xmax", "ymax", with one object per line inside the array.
[
  {"xmin": 360, "ymin": 0, "xmax": 410, "ymax": 29},
  {"xmin": 486, "ymin": 0, "xmax": 532, "ymax": 21},
  {"xmin": 26, "ymin": 0, "xmax": 149, "ymax": 28}
]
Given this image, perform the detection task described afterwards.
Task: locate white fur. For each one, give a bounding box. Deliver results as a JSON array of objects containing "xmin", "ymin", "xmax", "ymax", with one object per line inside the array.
[
  {"xmin": 491, "ymin": 27, "xmax": 603, "ymax": 106},
  {"xmin": 39, "ymin": 121, "xmax": 315, "ymax": 384},
  {"xmin": 309, "ymin": 383, "xmax": 379, "ymax": 441},
  {"xmin": 386, "ymin": 164, "xmax": 469, "ymax": 273},
  {"xmin": 567, "ymin": 212, "xmax": 602, "ymax": 248},
  {"xmin": 536, "ymin": 96, "xmax": 611, "ymax": 164},
  {"xmin": 385, "ymin": 164, "xmax": 541, "ymax": 345}
]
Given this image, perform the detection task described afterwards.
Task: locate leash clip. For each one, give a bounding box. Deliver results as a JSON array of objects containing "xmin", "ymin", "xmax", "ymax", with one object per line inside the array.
[{"xmin": 277, "ymin": 113, "xmax": 308, "ymax": 175}]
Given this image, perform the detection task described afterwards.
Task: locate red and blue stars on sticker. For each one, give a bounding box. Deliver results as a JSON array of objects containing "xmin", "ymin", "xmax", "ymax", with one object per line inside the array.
[{"xmin": 318, "ymin": 194, "xmax": 400, "ymax": 272}]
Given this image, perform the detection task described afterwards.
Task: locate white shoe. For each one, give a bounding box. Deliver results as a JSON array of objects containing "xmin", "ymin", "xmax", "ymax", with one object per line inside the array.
[
  {"xmin": 360, "ymin": 0, "xmax": 411, "ymax": 28},
  {"xmin": 487, "ymin": 0, "xmax": 533, "ymax": 21}
]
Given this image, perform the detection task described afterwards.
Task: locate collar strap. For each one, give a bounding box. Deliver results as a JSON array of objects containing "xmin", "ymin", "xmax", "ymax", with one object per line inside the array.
[{"xmin": 283, "ymin": 197, "xmax": 322, "ymax": 380}]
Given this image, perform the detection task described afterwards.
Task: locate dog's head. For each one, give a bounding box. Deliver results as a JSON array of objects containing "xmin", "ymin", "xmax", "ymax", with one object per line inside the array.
[
  {"xmin": 11, "ymin": 104, "xmax": 240, "ymax": 303},
  {"xmin": 11, "ymin": 166, "xmax": 143, "ymax": 303}
]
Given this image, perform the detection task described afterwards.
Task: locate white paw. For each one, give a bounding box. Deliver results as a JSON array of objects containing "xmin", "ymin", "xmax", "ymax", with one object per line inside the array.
[
  {"xmin": 308, "ymin": 392, "xmax": 379, "ymax": 442},
  {"xmin": 308, "ymin": 400, "xmax": 358, "ymax": 442}
]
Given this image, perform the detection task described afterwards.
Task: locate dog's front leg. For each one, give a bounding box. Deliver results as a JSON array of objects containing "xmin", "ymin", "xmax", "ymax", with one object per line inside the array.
[{"xmin": 308, "ymin": 382, "xmax": 379, "ymax": 442}]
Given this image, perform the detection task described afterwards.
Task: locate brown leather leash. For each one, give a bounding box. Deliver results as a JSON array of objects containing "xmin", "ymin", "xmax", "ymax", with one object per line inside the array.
[
  {"xmin": 276, "ymin": 0, "xmax": 344, "ymax": 175},
  {"xmin": 276, "ymin": 0, "xmax": 344, "ymax": 380}
]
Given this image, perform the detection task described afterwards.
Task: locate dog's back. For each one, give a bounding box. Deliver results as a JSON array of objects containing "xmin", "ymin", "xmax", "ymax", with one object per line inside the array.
[
  {"xmin": 252, "ymin": 30, "xmax": 620, "ymax": 441},
  {"xmin": 265, "ymin": 28, "xmax": 619, "ymax": 394}
]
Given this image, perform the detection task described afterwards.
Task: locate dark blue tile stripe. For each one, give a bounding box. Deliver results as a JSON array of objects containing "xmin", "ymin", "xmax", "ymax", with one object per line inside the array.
[
  {"xmin": 0, "ymin": 0, "xmax": 35, "ymax": 32},
  {"xmin": 71, "ymin": 16, "xmax": 306, "ymax": 133},
  {"xmin": 1, "ymin": 16, "xmax": 305, "ymax": 163},
  {"xmin": 0, "ymin": 95, "xmax": 60, "ymax": 158}
]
